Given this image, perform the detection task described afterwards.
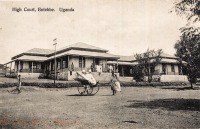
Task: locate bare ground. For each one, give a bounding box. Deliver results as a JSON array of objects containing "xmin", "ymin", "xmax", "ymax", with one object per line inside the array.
[{"xmin": 0, "ymin": 86, "xmax": 200, "ymax": 129}]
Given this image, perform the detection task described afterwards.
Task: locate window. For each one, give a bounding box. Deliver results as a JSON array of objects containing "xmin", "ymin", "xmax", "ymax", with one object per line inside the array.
[
  {"xmin": 79, "ymin": 57, "xmax": 82, "ymax": 68},
  {"xmin": 29, "ymin": 62, "xmax": 32, "ymax": 69},
  {"xmin": 150, "ymin": 65, "xmax": 155, "ymax": 74},
  {"xmin": 79, "ymin": 57, "xmax": 85, "ymax": 68},
  {"xmin": 171, "ymin": 64, "xmax": 175, "ymax": 72},
  {"xmin": 57, "ymin": 61, "xmax": 61, "ymax": 69},
  {"xmin": 95, "ymin": 58, "xmax": 100, "ymax": 65},
  {"xmin": 52, "ymin": 63, "xmax": 54, "ymax": 70},
  {"xmin": 33, "ymin": 62, "xmax": 37, "ymax": 69},
  {"xmin": 63, "ymin": 56, "xmax": 68, "ymax": 68},
  {"xmin": 41, "ymin": 63, "xmax": 45, "ymax": 70},
  {"xmin": 63, "ymin": 61, "xmax": 66, "ymax": 68},
  {"xmin": 162, "ymin": 64, "xmax": 166, "ymax": 74},
  {"xmin": 37, "ymin": 63, "xmax": 40, "ymax": 69},
  {"xmin": 20, "ymin": 62, "xmax": 23, "ymax": 70}
]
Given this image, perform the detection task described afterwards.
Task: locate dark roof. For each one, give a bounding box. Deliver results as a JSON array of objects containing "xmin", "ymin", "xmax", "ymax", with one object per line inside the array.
[{"xmin": 57, "ymin": 42, "xmax": 108, "ymax": 53}]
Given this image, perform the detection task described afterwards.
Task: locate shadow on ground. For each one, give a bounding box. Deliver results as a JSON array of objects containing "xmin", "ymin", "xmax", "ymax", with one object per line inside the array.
[
  {"xmin": 67, "ymin": 94, "xmax": 95, "ymax": 96},
  {"xmin": 160, "ymin": 86, "xmax": 200, "ymax": 91},
  {"xmin": 123, "ymin": 120, "xmax": 138, "ymax": 124},
  {"xmin": 126, "ymin": 99, "xmax": 200, "ymax": 111}
]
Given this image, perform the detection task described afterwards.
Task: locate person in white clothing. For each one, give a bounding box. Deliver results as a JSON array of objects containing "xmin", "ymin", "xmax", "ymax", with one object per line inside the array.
[
  {"xmin": 86, "ymin": 69, "xmax": 96, "ymax": 85},
  {"xmin": 110, "ymin": 74, "xmax": 121, "ymax": 95}
]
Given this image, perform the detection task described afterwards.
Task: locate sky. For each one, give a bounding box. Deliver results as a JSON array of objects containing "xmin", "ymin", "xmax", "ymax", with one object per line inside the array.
[{"xmin": 0, "ymin": 0, "xmax": 188, "ymax": 64}]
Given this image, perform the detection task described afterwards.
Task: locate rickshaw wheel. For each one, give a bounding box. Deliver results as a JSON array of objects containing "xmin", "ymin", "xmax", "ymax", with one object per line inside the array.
[
  {"xmin": 90, "ymin": 83, "xmax": 100, "ymax": 95},
  {"xmin": 77, "ymin": 85, "xmax": 93, "ymax": 96}
]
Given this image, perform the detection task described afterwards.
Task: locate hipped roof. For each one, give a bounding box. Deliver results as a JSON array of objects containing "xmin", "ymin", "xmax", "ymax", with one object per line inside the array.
[
  {"xmin": 25, "ymin": 48, "xmax": 54, "ymax": 55},
  {"xmin": 12, "ymin": 48, "xmax": 54, "ymax": 60},
  {"xmin": 107, "ymin": 61, "xmax": 138, "ymax": 66},
  {"xmin": 57, "ymin": 42, "xmax": 108, "ymax": 53},
  {"xmin": 48, "ymin": 49, "xmax": 119, "ymax": 60},
  {"xmin": 10, "ymin": 42, "xmax": 118, "ymax": 62},
  {"xmin": 118, "ymin": 55, "xmax": 136, "ymax": 62},
  {"xmin": 12, "ymin": 50, "xmax": 118, "ymax": 62},
  {"xmin": 107, "ymin": 58, "xmax": 186, "ymax": 66},
  {"xmin": 14, "ymin": 55, "xmax": 48, "ymax": 62},
  {"xmin": 160, "ymin": 53, "xmax": 178, "ymax": 59},
  {"xmin": 159, "ymin": 58, "xmax": 187, "ymax": 64},
  {"xmin": 118, "ymin": 53, "xmax": 178, "ymax": 62},
  {"xmin": 12, "ymin": 42, "xmax": 109, "ymax": 60}
]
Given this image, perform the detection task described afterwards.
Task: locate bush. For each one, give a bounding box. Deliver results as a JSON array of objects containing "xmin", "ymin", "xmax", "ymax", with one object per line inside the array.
[{"xmin": 0, "ymin": 81, "xmax": 188, "ymax": 88}]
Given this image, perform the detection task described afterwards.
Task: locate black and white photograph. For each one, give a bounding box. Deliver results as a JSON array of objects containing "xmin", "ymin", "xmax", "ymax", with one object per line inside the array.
[{"xmin": 0, "ymin": 0, "xmax": 200, "ymax": 128}]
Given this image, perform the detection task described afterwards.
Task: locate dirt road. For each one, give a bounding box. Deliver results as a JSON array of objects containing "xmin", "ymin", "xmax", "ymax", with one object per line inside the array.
[{"xmin": 0, "ymin": 86, "xmax": 200, "ymax": 129}]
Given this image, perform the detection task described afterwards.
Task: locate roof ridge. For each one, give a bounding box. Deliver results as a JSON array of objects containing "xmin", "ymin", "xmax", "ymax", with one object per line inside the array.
[
  {"xmin": 57, "ymin": 42, "xmax": 108, "ymax": 52},
  {"xmin": 27, "ymin": 48, "xmax": 53, "ymax": 50}
]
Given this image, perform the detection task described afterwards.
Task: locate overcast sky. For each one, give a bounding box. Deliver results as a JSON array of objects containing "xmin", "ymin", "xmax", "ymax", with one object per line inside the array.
[{"xmin": 0, "ymin": 0, "xmax": 188, "ymax": 64}]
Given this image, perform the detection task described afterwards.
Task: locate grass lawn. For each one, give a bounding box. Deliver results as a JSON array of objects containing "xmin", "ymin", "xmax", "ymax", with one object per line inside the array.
[
  {"xmin": 0, "ymin": 86, "xmax": 200, "ymax": 129},
  {"xmin": 0, "ymin": 76, "xmax": 69, "ymax": 83}
]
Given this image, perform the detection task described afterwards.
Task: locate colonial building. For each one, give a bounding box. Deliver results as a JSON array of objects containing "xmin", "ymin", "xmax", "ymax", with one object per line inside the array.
[
  {"xmin": 4, "ymin": 43, "xmax": 188, "ymax": 82},
  {"xmin": 107, "ymin": 52, "xmax": 187, "ymax": 82},
  {"xmin": 4, "ymin": 42, "xmax": 119, "ymax": 80}
]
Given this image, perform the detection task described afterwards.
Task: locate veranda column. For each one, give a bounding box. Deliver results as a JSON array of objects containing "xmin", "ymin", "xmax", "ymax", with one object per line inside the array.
[
  {"xmin": 93, "ymin": 58, "xmax": 95, "ymax": 72},
  {"xmin": 14, "ymin": 61, "xmax": 16, "ymax": 72},
  {"xmin": 105, "ymin": 59, "xmax": 107, "ymax": 72},
  {"xmin": 5, "ymin": 64, "xmax": 7, "ymax": 76},
  {"xmin": 61, "ymin": 57, "xmax": 63, "ymax": 71},
  {"xmin": 82, "ymin": 57, "xmax": 83, "ymax": 70},
  {"xmin": 18, "ymin": 61, "xmax": 20, "ymax": 73},
  {"xmin": 50, "ymin": 61, "xmax": 52, "ymax": 74},
  {"xmin": 31, "ymin": 62, "xmax": 33, "ymax": 73},
  {"xmin": 67, "ymin": 56, "xmax": 70, "ymax": 69},
  {"xmin": 10, "ymin": 62, "xmax": 12, "ymax": 75},
  {"xmin": 122, "ymin": 65, "xmax": 124, "ymax": 77},
  {"xmin": 43, "ymin": 62, "xmax": 47, "ymax": 73}
]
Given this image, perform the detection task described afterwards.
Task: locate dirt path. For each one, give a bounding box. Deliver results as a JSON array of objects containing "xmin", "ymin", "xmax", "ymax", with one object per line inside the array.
[{"xmin": 0, "ymin": 86, "xmax": 200, "ymax": 129}]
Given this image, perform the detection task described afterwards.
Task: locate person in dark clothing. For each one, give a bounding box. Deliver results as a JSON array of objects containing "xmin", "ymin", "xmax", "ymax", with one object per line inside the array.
[
  {"xmin": 8, "ymin": 74, "xmax": 21, "ymax": 94},
  {"xmin": 16, "ymin": 75, "xmax": 21, "ymax": 94}
]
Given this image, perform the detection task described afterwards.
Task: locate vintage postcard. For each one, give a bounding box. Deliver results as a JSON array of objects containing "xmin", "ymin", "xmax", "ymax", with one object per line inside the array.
[{"xmin": 0, "ymin": 0, "xmax": 199, "ymax": 129}]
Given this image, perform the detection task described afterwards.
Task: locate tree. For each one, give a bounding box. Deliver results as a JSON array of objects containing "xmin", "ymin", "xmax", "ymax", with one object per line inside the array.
[
  {"xmin": 132, "ymin": 64, "xmax": 144, "ymax": 82},
  {"xmin": 173, "ymin": 0, "xmax": 200, "ymax": 23},
  {"xmin": 173, "ymin": 0, "xmax": 200, "ymax": 88},
  {"xmin": 174, "ymin": 26, "xmax": 200, "ymax": 88},
  {"xmin": 134, "ymin": 49, "xmax": 163, "ymax": 83}
]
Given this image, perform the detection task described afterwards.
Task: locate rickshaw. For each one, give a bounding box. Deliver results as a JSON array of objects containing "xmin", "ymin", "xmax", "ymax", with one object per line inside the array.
[{"xmin": 75, "ymin": 71, "xmax": 100, "ymax": 96}]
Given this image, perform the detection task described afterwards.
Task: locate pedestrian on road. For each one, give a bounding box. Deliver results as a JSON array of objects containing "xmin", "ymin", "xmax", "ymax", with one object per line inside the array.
[
  {"xmin": 7, "ymin": 74, "xmax": 21, "ymax": 94},
  {"xmin": 110, "ymin": 74, "xmax": 121, "ymax": 95},
  {"xmin": 16, "ymin": 75, "xmax": 21, "ymax": 94}
]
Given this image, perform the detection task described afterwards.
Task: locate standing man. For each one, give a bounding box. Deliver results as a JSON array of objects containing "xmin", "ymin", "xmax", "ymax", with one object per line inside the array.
[
  {"xmin": 17, "ymin": 75, "xmax": 21, "ymax": 94},
  {"xmin": 7, "ymin": 74, "xmax": 21, "ymax": 94},
  {"xmin": 70, "ymin": 62, "xmax": 74, "ymax": 75}
]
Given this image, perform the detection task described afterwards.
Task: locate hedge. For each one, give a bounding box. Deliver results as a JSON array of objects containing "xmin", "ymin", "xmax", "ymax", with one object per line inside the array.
[{"xmin": 0, "ymin": 81, "xmax": 188, "ymax": 88}]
